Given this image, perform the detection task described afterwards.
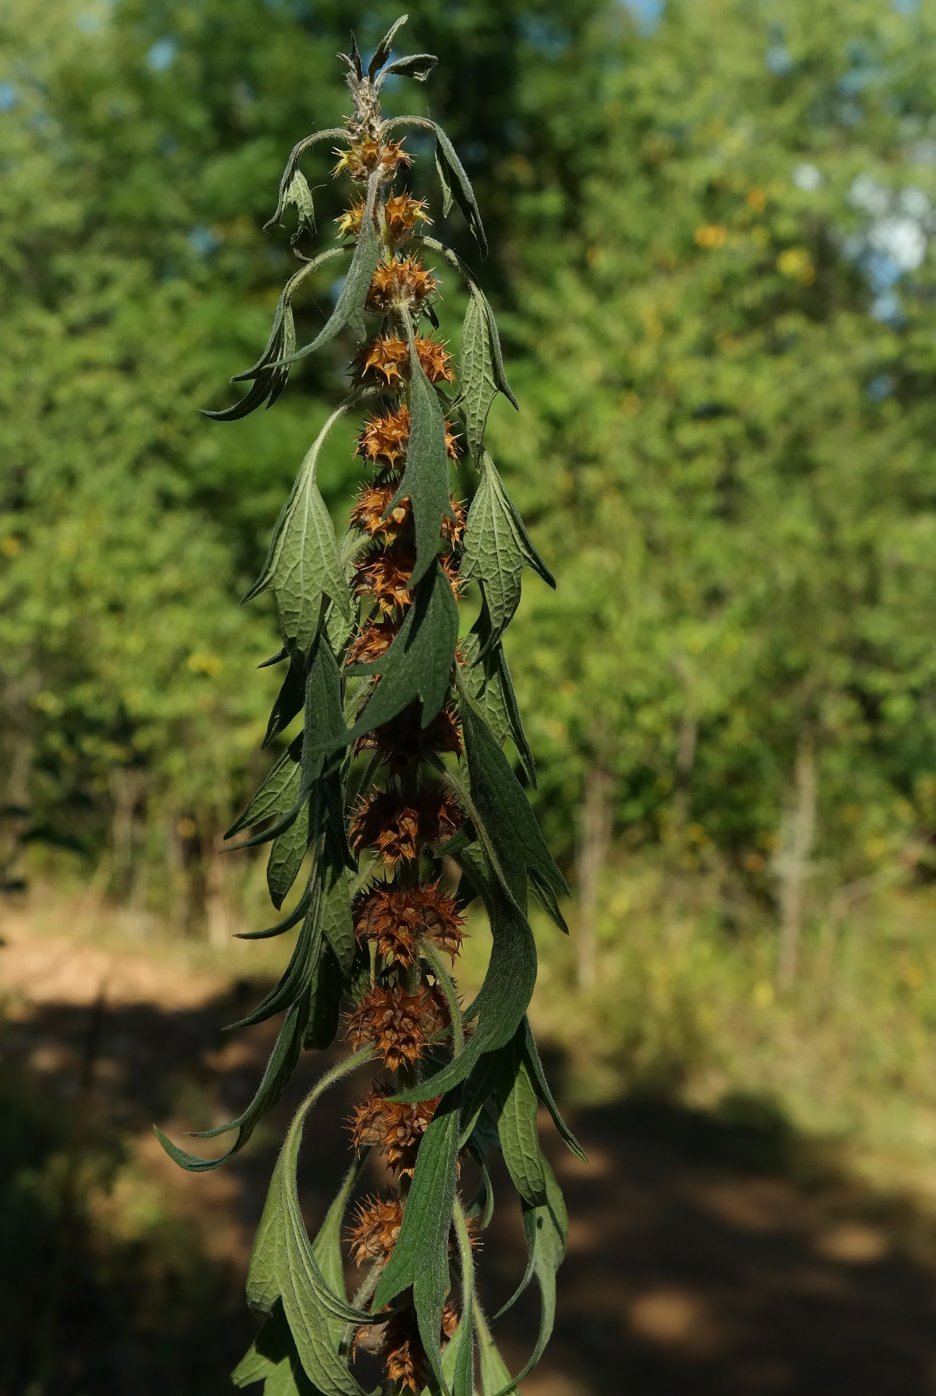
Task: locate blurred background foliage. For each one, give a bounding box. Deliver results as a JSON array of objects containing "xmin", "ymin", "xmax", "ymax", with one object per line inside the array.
[{"xmin": 5, "ymin": 0, "xmax": 936, "ymax": 1366}]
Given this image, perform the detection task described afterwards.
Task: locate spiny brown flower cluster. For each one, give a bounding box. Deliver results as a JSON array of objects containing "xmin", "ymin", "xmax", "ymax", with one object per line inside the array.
[
  {"xmin": 355, "ymin": 706, "xmax": 462, "ymax": 774},
  {"xmin": 353, "ymin": 545, "xmax": 460, "ymax": 616},
  {"xmin": 349, "ymin": 787, "xmax": 463, "ymax": 865},
  {"xmin": 346, "ymin": 1194, "xmax": 405, "ymax": 1265},
  {"xmin": 353, "ymin": 877, "xmax": 464, "ymax": 965},
  {"xmin": 337, "ymin": 192, "xmax": 431, "ymax": 240},
  {"xmin": 356, "ymin": 405, "xmax": 459, "ymax": 476},
  {"xmin": 345, "ymin": 982, "xmax": 448, "ymax": 1070},
  {"xmin": 333, "ymin": 136, "xmax": 412, "ymax": 183},
  {"xmin": 354, "ymin": 335, "xmax": 454, "ymax": 387},
  {"xmin": 352, "ymin": 483, "xmax": 465, "ymax": 546},
  {"xmin": 367, "ymin": 255, "xmax": 437, "ymax": 313},
  {"xmin": 347, "ymin": 1086, "xmax": 438, "ymax": 1175}
]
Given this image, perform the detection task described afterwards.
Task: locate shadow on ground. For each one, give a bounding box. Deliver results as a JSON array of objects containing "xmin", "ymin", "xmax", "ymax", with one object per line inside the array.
[{"xmin": 3, "ymin": 962, "xmax": 936, "ymax": 1396}]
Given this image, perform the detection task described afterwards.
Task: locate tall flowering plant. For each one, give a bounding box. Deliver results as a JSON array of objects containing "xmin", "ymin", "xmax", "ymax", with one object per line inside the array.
[{"xmin": 158, "ymin": 18, "xmax": 582, "ymax": 1395}]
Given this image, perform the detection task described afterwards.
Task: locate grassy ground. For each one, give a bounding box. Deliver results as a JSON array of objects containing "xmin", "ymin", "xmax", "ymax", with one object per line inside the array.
[{"xmin": 4, "ymin": 869, "xmax": 936, "ymax": 1394}]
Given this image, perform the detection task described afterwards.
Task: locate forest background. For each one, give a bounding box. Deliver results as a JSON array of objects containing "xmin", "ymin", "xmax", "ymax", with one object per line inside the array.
[{"xmin": 4, "ymin": 2, "xmax": 936, "ymax": 1393}]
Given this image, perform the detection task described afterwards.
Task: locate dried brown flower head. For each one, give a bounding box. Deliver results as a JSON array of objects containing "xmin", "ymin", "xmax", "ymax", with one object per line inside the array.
[
  {"xmin": 351, "ymin": 484, "xmax": 465, "ymax": 547},
  {"xmin": 354, "ymin": 335, "xmax": 454, "ymax": 387},
  {"xmin": 384, "ymin": 193, "xmax": 431, "ymax": 239},
  {"xmin": 353, "ymin": 877, "xmax": 464, "ymax": 966},
  {"xmin": 345, "ymin": 983, "xmax": 448, "ymax": 1070},
  {"xmin": 346, "ymin": 616, "xmax": 400, "ymax": 666},
  {"xmin": 333, "ymin": 137, "xmax": 412, "ymax": 182},
  {"xmin": 349, "ymin": 787, "xmax": 463, "ymax": 865},
  {"xmin": 367, "ymin": 255, "xmax": 438, "ymax": 313},
  {"xmin": 346, "ymin": 1194, "xmax": 405, "ymax": 1265},
  {"xmin": 347, "ymin": 1087, "xmax": 438, "ymax": 1175},
  {"xmin": 355, "ymin": 705, "xmax": 463, "ymax": 774}
]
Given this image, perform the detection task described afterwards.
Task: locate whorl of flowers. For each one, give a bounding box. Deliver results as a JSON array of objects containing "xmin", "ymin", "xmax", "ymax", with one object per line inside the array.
[{"xmin": 156, "ymin": 17, "xmax": 582, "ymax": 1396}]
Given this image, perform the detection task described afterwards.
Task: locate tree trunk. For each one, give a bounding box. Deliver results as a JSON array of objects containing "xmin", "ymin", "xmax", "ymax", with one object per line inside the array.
[
  {"xmin": 576, "ymin": 763, "xmax": 614, "ymax": 992},
  {"xmin": 775, "ymin": 729, "xmax": 817, "ymax": 991}
]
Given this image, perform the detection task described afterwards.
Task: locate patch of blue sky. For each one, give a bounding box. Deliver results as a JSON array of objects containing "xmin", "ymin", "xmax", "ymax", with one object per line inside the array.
[{"xmin": 146, "ymin": 38, "xmax": 178, "ymax": 73}]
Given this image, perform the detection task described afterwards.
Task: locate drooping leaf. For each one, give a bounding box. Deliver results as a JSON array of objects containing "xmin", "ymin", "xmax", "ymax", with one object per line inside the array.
[
  {"xmin": 320, "ymin": 863, "xmax": 356, "ymax": 976},
  {"xmin": 263, "ymin": 655, "xmax": 305, "ymax": 749},
  {"xmin": 393, "ymin": 866, "xmax": 536, "ymax": 1104},
  {"xmin": 386, "ymin": 335, "xmax": 455, "ymax": 588},
  {"xmin": 493, "ymin": 1041, "xmax": 548, "ymax": 1207},
  {"xmin": 522, "ymin": 1018, "xmax": 586, "ymax": 1163},
  {"xmin": 388, "ymin": 118, "xmax": 486, "ymax": 254},
  {"xmin": 226, "ymin": 739, "xmax": 302, "ymax": 840},
  {"xmin": 381, "ymin": 53, "xmax": 438, "ymax": 83},
  {"xmin": 473, "ymin": 1300, "xmax": 515, "ymax": 1396},
  {"xmin": 280, "ymin": 169, "xmax": 316, "ymax": 246},
  {"xmin": 456, "ymin": 688, "xmax": 569, "ymax": 929},
  {"xmin": 243, "ymin": 404, "xmax": 354, "ymax": 655},
  {"xmin": 235, "ymin": 887, "xmax": 311, "ymax": 942},
  {"xmin": 276, "ymin": 174, "xmax": 381, "ymax": 367},
  {"xmin": 312, "ymin": 560, "xmax": 457, "ymax": 755},
  {"xmin": 264, "ymin": 128, "xmax": 350, "ymax": 239},
  {"xmin": 461, "ymin": 452, "xmax": 555, "ymax": 651},
  {"xmin": 202, "ymin": 249, "xmax": 344, "ymax": 420},
  {"xmin": 459, "ymin": 624, "xmax": 535, "ymax": 786},
  {"xmin": 495, "ymin": 1159, "xmax": 567, "ymax": 1387},
  {"xmin": 155, "ymin": 991, "xmax": 310, "ymax": 1174},
  {"xmin": 232, "ymin": 1301, "xmax": 319, "ymax": 1395},
  {"xmin": 267, "ymin": 797, "xmax": 311, "ymax": 909},
  {"xmin": 229, "ymin": 889, "xmax": 321, "ymax": 1030},
  {"xmin": 414, "ymin": 237, "xmax": 517, "ymax": 426},
  {"xmin": 372, "ymin": 1095, "xmax": 461, "ymax": 1389},
  {"xmin": 247, "ymin": 1054, "xmax": 378, "ymax": 1396}
]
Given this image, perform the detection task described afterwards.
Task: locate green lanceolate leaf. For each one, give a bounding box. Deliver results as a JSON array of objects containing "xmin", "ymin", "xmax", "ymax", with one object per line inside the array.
[
  {"xmin": 233, "ymin": 1301, "xmax": 320, "ymax": 1395},
  {"xmin": 413, "ymin": 236, "xmax": 517, "ymax": 433},
  {"xmin": 243, "ymin": 403, "xmax": 354, "ymax": 655},
  {"xmin": 263, "ymin": 655, "xmax": 305, "ymax": 749},
  {"xmin": 267, "ymin": 798, "xmax": 311, "ymax": 909},
  {"xmin": 386, "ymin": 328, "xmax": 455, "ymax": 588},
  {"xmin": 457, "ymin": 686, "xmax": 569, "ymax": 928},
  {"xmin": 264, "ymin": 128, "xmax": 350, "ymax": 239},
  {"xmin": 226, "ymin": 739, "xmax": 302, "ymax": 840},
  {"xmin": 393, "ymin": 867, "xmax": 536, "ymax": 1104},
  {"xmin": 230, "ymin": 889, "xmax": 321, "ymax": 1030},
  {"xmin": 473, "ymin": 1300, "xmax": 515, "ymax": 1396},
  {"xmin": 313, "ymin": 559, "xmax": 457, "ymax": 754},
  {"xmin": 276, "ymin": 173, "xmax": 382, "ymax": 367},
  {"xmin": 203, "ymin": 249, "xmax": 345, "ymax": 421},
  {"xmin": 459, "ymin": 624, "xmax": 535, "ymax": 786},
  {"xmin": 495, "ymin": 1158, "xmax": 567, "ymax": 1388},
  {"xmin": 373, "ymin": 1095, "xmax": 462, "ymax": 1391},
  {"xmin": 154, "ymin": 990, "xmax": 310, "ymax": 1173},
  {"xmin": 247, "ymin": 1054, "xmax": 378, "ymax": 1396},
  {"xmin": 433, "ymin": 1202, "xmax": 476, "ymax": 1396},
  {"xmin": 387, "ymin": 117, "xmax": 486, "ymax": 254},
  {"xmin": 461, "ymin": 452, "xmax": 555, "ymax": 651},
  {"xmin": 493, "ymin": 1041, "xmax": 548, "ymax": 1207},
  {"xmin": 459, "ymin": 292, "xmax": 497, "ymax": 462},
  {"xmin": 380, "ymin": 52, "xmax": 438, "ymax": 83},
  {"xmin": 522, "ymin": 1018, "xmax": 586, "ymax": 1163},
  {"xmin": 236, "ymin": 887, "xmax": 311, "ymax": 942},
  {"xmin": 320, "ymin": 863, "xmax": 355, "ymax": 976},
  {"xmin": 368, "ymin": 13, "xmax": 409, "ymax": 78}
]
